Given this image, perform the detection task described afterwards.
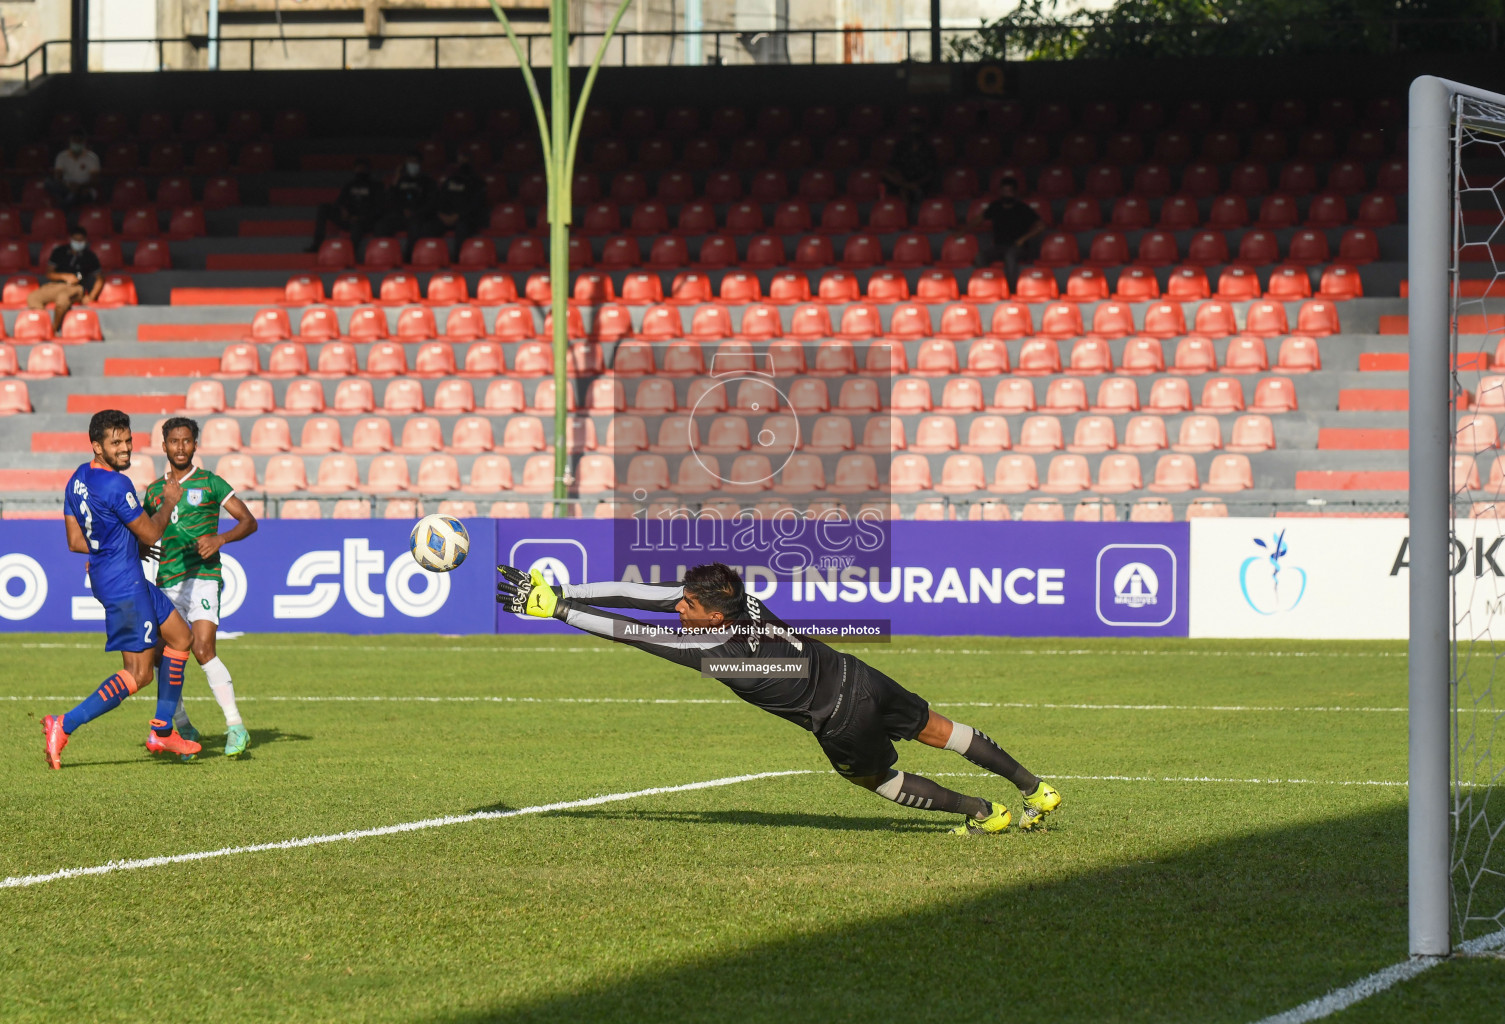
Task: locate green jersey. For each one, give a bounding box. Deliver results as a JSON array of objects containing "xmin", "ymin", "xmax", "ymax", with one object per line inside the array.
[{"xmin": 143, "ymin": 468, "xmax": 237, "ymax": 587}]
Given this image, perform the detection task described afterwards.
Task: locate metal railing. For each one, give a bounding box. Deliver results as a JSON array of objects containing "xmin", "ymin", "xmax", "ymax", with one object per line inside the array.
[{"xmin": 0, "ymin": 27, "xmax": 973, "ymax": 87}]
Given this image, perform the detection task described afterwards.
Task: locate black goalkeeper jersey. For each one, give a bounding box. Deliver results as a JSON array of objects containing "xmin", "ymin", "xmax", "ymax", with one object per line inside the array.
[{"xmin": 550, "ymin": 580, "xmax": 851, "ymax": 733}]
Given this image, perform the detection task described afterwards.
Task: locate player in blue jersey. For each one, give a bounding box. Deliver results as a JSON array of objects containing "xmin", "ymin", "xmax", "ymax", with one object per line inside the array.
[{"xmin": 42, "ymin": 409, "xmax": 204, "ymax": 768}]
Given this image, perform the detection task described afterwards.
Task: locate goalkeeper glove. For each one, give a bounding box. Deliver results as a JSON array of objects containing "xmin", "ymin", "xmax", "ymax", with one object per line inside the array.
[{"xmin": 496, "ymin": 564, "xmax": 559, "ymax": 618}]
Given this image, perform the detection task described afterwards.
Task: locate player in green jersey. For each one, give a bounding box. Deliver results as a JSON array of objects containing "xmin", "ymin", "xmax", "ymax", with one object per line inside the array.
[{"xmin": 143, "ymin": 417, "xmax": 258, "ymax": 757}]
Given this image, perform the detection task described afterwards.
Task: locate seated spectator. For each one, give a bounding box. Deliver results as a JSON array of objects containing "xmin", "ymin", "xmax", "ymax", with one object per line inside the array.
[
  {"xmin": 306, "ymin": 157, "xmax": 385, "ymax": 255},
  {"xmin": 967, "ymin": 176, "xmax": 1045, "ymax": 289},
  {"xmin": 881, "ymin": 129, "xmax": 938, "ymax": 208},
  {"xmin": 407, "ymin": 153, "xmax": 486, "ymax": 261},
  {"xmin": 28, "ymin": 226, "xmax": 103, "ymax": 331},
  {"xmin": 47, "ymin": 132, "xmax": 101, "ymax": 209},
  {"xmin": 372, "ymin": 151, "xmax": 436, "ymax": 259}
]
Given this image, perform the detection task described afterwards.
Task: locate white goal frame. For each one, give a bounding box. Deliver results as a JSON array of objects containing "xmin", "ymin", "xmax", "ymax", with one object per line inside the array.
[{"xmin": 1408, "ymin": 75, "xmax": 1505, "ymax": 958}]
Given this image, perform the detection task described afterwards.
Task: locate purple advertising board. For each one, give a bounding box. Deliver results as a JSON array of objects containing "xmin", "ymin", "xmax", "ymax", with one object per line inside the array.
[
  {"xmin": 494, "ymin": 520, "xmax": 1189, "ymax": 637},
  {"xmin": 0, "ymin": 520, "xmax": 498, "ymax": 635},
  {"xmin": 0, "ymin": 520, "xmax": 1186, "ymax": 637}
]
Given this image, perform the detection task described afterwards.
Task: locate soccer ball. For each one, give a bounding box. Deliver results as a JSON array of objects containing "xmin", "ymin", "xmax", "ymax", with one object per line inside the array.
[{"xmin": 409, "ymin": 514, "xmax": 470, "ymax": 572}]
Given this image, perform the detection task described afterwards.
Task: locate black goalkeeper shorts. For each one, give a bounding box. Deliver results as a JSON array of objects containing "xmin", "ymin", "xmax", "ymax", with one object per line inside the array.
[{"xmin": 815, "ymin": 662, "xmax": 930, "ymax": 778}]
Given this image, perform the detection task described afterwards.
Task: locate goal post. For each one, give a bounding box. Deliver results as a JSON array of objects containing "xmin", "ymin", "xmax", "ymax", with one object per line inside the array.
[
  {"xmin": 1409, "ymin": 75, "xmax": 1505, "ymax": 958},
  {"xmin": 1408, "ymin": 73, "xmax": 1453, "ymax": 960}
]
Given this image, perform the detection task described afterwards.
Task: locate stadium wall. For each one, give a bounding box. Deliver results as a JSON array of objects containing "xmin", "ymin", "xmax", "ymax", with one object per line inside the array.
[{"xmin": 7, "ymin": 51, "xmax": 1505, "ymax": 139}]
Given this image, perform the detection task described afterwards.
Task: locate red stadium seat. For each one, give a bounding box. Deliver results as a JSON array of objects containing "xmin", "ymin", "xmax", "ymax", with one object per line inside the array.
[
  {"xmin": 1148, "ymin": 377, "xmax": 1193, "ymax": 413},
  {"xmin": 1094, "ymin": 377, "xmax": 1142, "ymax": 413},
  {"xmin": 1043, "ymin": 378, "xmax": 1089, "ymax": 414},
  {"xmin": 1223, "ymin": 335, "xmax": 1270, "ymax": 374},
  {"xmin": 1121, "ymin": 415, "xmax": 1169, "ymax": 453},
  {"xmin": 1229, "ymin": 415, "xmax": 1276, "ymax": 452},
  {"xmin": 1016, "ymin": 338, "xmax": 1062, "ymax": 376},
  {"xmin": 1069, "ymin": 336, "xmax": 1114, "ymax": 374},
  {"xmin": 1204, "ymin": 454, "xmax": 1254, "ymax": 493},
  {"xmin": 1266, "ymin": 265, "xmax": 1313, "ymax": 300},
  {"xmin": 1147, "ymin": 453, "xmax": 1199, "ymax": 493},
  {"xmin": 321, "ymin": 379, "xmax": 372, "ymax": 416},
  {"xmin": 988, "ymin": 379, "xmax": 1037, "ymax": 415},
  {"xmin": 1174, "ymin": 415, "xmax": 1223, "ymax": 453},
  {"xmin": 1197, "ymin": 377, "xmax": 1246, "ymax": 413}
]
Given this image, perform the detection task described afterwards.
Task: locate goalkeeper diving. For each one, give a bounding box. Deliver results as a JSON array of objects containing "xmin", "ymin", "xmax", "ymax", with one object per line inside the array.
[{"xmin": 498, "ymin": 562, "xmax": 1060, "ymax": 834}]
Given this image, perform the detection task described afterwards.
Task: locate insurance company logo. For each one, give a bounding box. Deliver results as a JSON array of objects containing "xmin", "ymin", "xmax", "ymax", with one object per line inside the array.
[
  {"xmin": 508, "ymin": 538, "xmax": 587, "ymax": 589},
  {"xmin": 1239, "ymin": 530, "xmax": 1306, "ymax": 616},
  {"xmin": 1096, "ymin": 544, "xmax": 1178, "ymax": 627},
  {"xmin": 1112, "ymin": 562, "xmax": 1160, "ymax": 608}
]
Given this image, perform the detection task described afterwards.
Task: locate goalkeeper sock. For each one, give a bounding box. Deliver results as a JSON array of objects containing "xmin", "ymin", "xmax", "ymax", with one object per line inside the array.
[
  {"xmin": 201, "ymin": 657, "xmax": 242, "ymax": 727},
  {"xmin": 873, "ymin": 771, "xmax": 991, "ymax": 820},
  {"xmin": 152, "ymin": 647, "xmax": 189, "ymax": 737},
  {"xmin": 62, "ymin": 670, "xmax": 138, "ymax": 734},
  {"xmin": 944, "ymin": 723, "xmax": 1041, "ymax": 793}
]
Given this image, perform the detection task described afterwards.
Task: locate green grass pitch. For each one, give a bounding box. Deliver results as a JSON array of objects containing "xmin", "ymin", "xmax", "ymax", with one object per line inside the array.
[{"xmin": 2, "ymin": 633, "xmax": 1501, "ymax": 1023}]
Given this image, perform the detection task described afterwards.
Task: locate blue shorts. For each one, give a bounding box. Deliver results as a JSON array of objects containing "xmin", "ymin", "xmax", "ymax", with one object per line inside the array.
[{"xmin": 99, "ymin": 582, "xmax": 177, "ymax": 653}]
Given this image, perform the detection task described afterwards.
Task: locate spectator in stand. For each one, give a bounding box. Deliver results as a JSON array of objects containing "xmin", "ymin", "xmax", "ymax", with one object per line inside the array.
[
  {"xmin": 47, "ymin": 132, "xmax": 102, "ymax": 209},
  {"xmin": 968, "ymin": 176, "xmax": 1045, "ymax": 289},
  {"xmin": 372, "ymin": 151, "xmax": 436, "ymax": 261},
  {"xmin": 881, "ymin": 129, "xmax": 938, "ymax": 209},
  {"xmin": 306, "ymin": 157, "xmax": 385, "ymax": 255},
  {"xmin": 29, "ymin": 226, "xmax": 103, "ymax": 331},
  {"xmin": 407, "ymin": 153, "xmax": 486, "ymax": 261}
]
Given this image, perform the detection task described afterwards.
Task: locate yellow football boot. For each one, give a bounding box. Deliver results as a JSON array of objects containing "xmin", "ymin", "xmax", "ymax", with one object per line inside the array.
[
  {"xmin": 951, "ymin": 801, "xmax": 1011, "ymax": 836},
  {"xmin": 1019, "ymin": 782, "xmax": 1062, "ymax": 830}
]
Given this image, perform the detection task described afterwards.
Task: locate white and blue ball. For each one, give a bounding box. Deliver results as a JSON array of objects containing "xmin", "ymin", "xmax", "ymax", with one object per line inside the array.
[{"xmin": 409, "ymin": 514, "xmax": 470, "ymax": 572}]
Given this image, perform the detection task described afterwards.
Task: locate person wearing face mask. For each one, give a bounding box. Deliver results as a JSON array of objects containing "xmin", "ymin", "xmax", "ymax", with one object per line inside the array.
[
  {"xmin": 406, "ymin": 153, "xmax": 486, "ymax": 262},
  {"xmin": 370, "ymin": 151, "xmax": 436, "ymax": 260},
  {"xmin": 47, "ymin": 132, "xmax": 102, "ymax": 209},
  {"xmin": 306, "ymin": 157, "xmax": 385, "ymax": 255},
  {"xmin": 29, "ymin": 227, "xmax": 103, "ymax": 331}
]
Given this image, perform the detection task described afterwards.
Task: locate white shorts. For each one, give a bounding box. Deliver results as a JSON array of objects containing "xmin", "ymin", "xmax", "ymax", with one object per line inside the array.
[{"xmin": 162, "ymin": 577, "xmax": 221, "ymax": 626}]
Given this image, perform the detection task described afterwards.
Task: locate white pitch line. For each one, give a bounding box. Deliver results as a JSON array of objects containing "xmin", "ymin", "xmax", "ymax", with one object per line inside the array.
[
  {"xmin": 0, "ymin": 770, "xmax": 810, "ymax": 892},
  {"xmin": 931, "ymin": 772, "xmax": 1410, "ymax": 788},
  {"xmin": 0, "ymin": 695, "xmax": 1415, "ymax": 713},
  {"xmin": 1250, "ymin": 928, "xmax": 1505, "ymax": 1024}
]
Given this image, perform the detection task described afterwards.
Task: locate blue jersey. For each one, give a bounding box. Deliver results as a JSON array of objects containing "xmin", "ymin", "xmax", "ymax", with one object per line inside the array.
[{"xmin": 64, "ymin": 461, "xmax": 148, "ymax": 601}]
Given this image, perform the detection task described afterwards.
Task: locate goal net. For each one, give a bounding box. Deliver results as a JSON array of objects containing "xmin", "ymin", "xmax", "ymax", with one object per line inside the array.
[{"xmin": 1427, "ymin": 82, "xmax": 1505, "ymax": 953}]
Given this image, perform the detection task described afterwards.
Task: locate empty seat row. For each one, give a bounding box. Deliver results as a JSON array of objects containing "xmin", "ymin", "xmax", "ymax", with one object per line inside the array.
[
  {"xmin": 423, "ymin": 97, "xmax": 1402, "ymax": 143},
  {"xmin": 280, "ymin": 262, "xmax": 1363, "ymax": 317},
  {"xmin": 187, "ymin": 367, "xmax": 1303, "ymax": 418},
  {"xmin": 0, "ymin": 309, "xmax": 103, "ymax": 341},
  {"xmin": 35, "ymin": 108, "xmax": 301, "ymax": 145},
  {"xmin": 242, "ymin": 296, "xmax": 1339, "ymax": 348},
  {"xmin": 1041, "ymin": 227, "xmax": 1381, "ymax": 270},
  {"xmin": 228, "ymin": 332, "xmax": 1319, "ymax": 381},
  {"xmin": 447, "ymin": 153, "xmax": 1404, "ymax": 214},
  {"xmin": 3, "ymin": 205, "xmax": 206, "ymax": 240},
  {"xmin": 195, "ymin": 447, "xmax": 1258, "ymax": 498},
  {"xmin": 0, "ymin": 342, "xmax": 70, "ymax": 377},
  {"xmin": 184, "ymin": 408, "xmax": 1276, "ymax": 460}
]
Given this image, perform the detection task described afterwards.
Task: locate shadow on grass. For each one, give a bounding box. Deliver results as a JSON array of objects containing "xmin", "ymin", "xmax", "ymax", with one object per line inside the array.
[
  {"xmin": 64, "ymin": 727, "xmax": 312, "ymax": 768},
  {"xmin": 432, "ymin": 803, "xmax": 1409, "ymax": 1024},
  {"xmin": 548, "ymin": 807, "xmax": 940, "ymax": 833}
]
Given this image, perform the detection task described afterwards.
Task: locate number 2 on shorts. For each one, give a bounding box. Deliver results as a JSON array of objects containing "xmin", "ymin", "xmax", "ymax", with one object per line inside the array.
[{"xmin": 143, "ymin": 620, "xmax": 153, "ymax": 645}]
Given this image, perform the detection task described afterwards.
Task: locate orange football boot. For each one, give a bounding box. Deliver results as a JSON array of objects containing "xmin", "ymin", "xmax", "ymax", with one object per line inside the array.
[
  {"xmin": 42, "ymin": 714, "xmax": 68, "ymax": 770},
  {"xmin": 145, "ymin": 722, "xmax": 202, "ymax": 758}
]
